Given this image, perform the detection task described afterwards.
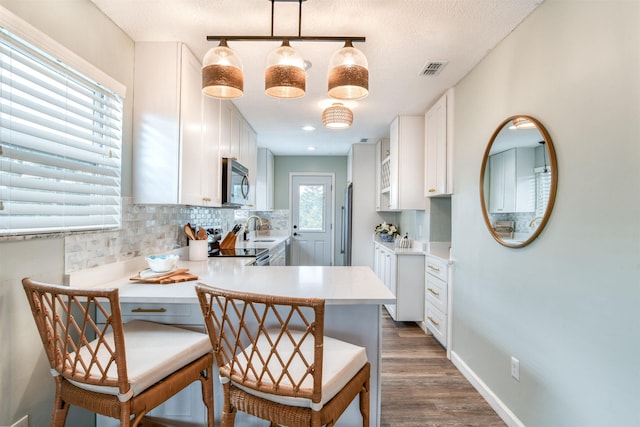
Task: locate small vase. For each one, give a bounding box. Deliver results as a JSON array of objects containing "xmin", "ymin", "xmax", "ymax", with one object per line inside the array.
[{"xmin": 379, "ymin": 232, "xmax": 395, "ymax": 242}]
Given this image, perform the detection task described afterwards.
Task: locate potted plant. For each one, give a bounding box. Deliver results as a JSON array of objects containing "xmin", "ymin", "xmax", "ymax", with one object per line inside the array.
[{"xmin": 375, "ymin": 222, "xmax": 399, "ymax": 242}]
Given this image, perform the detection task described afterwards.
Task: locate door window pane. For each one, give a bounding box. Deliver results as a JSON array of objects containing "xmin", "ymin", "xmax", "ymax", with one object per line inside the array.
[{"xmin": 298, "ymin": 184, "xmax": 324, "ymax": 231}]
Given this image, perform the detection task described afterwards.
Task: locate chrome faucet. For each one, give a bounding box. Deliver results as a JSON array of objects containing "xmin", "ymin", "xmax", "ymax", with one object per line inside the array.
[{"xmin": 244, "ymin": 215, "xmax": 264, "ymax": 240}]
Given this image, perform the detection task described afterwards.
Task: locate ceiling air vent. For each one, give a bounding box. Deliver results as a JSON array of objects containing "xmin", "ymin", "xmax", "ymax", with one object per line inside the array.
[{"xmin": 420, "ymin": 61, "xmax": 448, "ymax": 77}]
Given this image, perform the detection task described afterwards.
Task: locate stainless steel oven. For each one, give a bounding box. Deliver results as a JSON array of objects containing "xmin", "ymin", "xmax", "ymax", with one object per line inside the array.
[{"xmin": 222, "ymin": 158, "xmax": 250, "ymax": 207}]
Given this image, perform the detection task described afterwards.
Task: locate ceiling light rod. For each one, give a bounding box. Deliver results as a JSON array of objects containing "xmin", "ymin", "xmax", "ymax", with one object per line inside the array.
[
  {"xmin": 206, "ymin": 0, "xmax": 365, "ymax": 43},
  {"xmin": 206, "ymin": 35, "xmax": 365, "ymax": 42}
]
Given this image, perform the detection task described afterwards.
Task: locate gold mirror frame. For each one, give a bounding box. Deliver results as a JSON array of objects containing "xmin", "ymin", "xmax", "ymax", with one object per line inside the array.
[{"xmin": 479, "ymin": 115, "xmax": 558, "ymax": 248}]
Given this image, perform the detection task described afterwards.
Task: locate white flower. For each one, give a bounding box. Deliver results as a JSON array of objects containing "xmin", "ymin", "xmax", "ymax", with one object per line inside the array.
[{"xmin": 374, "ymin": 222, "xmax": 399, "ymax": 237}]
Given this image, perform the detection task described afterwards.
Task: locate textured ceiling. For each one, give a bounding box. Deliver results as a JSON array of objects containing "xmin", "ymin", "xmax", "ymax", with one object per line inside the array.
[{"xmin": 90, "ymin": 0, "xmax": 543, "ymax": 155}]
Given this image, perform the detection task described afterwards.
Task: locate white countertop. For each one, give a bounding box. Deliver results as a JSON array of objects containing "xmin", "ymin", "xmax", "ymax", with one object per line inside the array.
[
  {"xmin": 373, "ymin": 237, "xmax": 452, "ymax": 263},
  {"xmin": 68, "ymin": 255, "xmax": 395, "ymax": 306},
  {"xmin": 234, "ymin": 230, "xmax": 290, "ymax": 250}
]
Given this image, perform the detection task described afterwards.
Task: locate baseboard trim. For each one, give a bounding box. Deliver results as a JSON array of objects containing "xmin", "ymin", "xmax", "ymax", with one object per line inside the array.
[{"xmin": 451, "ymin": 351, "xmax": 525, "ymax": 427}]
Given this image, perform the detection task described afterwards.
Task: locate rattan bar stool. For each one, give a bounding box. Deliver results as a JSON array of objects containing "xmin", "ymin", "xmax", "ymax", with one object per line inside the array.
[
  {"xmin": 195, "ymin": 283, "xmax": 370, "ymax": 427},
  {"xmin": 22, "ymin": 278, "xmax": 215, "ymax": 427}
]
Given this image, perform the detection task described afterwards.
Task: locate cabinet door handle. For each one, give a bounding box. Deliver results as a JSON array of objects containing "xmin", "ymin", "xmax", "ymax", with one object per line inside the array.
[
  {"xmin": 427, "ymin": 287, "xmax": 440, "ymax": 296},
  {"xmin": 428, "ymin": 316, "xmax": 440, "ymax": 327},
  {"xmin": 131, "ymin": 307, "xmax": 167, "ymax": 313},
  {"xmin": 427, "ymin": 264, "xmax": 440, "ymax": 272}
]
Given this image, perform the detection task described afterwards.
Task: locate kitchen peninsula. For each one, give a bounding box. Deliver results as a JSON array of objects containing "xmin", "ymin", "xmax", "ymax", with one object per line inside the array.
[{"xmin": 67, "ymin": 253, "xmax": 394, "ymax": 427}]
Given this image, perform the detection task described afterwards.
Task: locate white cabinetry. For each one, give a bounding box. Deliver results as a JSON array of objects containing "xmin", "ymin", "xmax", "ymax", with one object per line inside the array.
[
  {"xmin": 377, "ymin": 116, "xmax": 425, "ymax": 211},
  {"xmin": 488, "ymin": 147, "xmax": 535, "ymax": 213},
  {"xmin": 424, "ymin": 255, "xmax": 450, "ymax": 350},
  {"xmin": 96, "ymin": 304, "xmax": 207, "ymax": 426},
  {"xmin": 132, "ymin": 42, "xmax": 257, "ymax": 207},
  {"xmin": 256, "ymin": 147, "xmax": 275, "ymax": 210},
  {"xmin": 269, "ymin": 240, "xmax": 287, "ymax": 266},
  {"xmin": 424, "ymin": 88, "xmax": 454, "ymax": 197},
  {"xmin": 201, "ymin": 95, "xmax": 222, "ymax": 205},
  {"xmin": 373, "ymin": 242, "xmax": 425, "ymax": 321},
  {"xmin": 133, "ymin": 42, "xmax": 214, "ymax": 206},
  {"xmin": 219, "ymin": 100, "xmax": 257, "ymax": 207}
]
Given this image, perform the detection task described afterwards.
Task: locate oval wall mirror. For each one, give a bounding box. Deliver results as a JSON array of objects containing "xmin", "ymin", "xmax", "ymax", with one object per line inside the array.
[{"xmin": 479, "ymin": 115, "xmax": 558, "ymax": 248}]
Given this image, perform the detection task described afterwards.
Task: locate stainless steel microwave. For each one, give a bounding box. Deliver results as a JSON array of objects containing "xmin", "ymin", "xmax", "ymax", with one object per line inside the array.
[{"xmin": 222, "ymin": 158, "xmax": 250, "ymax": 206}]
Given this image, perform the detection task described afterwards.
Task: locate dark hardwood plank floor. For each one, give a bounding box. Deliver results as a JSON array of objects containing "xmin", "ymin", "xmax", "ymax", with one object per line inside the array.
[{"xmin": 380, "ymin": 309, "xmax": 506, "ymax": 427}]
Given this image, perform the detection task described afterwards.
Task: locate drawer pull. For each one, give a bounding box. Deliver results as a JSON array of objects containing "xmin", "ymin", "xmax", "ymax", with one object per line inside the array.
[
  {"xmin": 427, "ymin": 287, "xmax": 440, "ymax": 296},
  {"xmin": 427, "ymin": 316, "xmax": 440, "ymax": 327},
  {"xmin": 427, "ymin": 264, "xmax": 440, "ymax": 272},
  {"xmin": 131, "ymin": 307, "xmax": 167, "ymax": 313},
  {"xmin": 428, "ymin": 188, "xmax": 436, "ymax": 193}
]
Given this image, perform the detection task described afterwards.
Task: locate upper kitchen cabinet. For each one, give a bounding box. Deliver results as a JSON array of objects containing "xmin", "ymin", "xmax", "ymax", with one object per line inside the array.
[
  {"xmin": 424, "ymin": 88, "xmax": 454, "ymax": 197},
  {"xmin": 219, "ymin": 100, "xmax": 257, "ymax": 207},
  {"xmin": 256, "ymin": 147, "xmax": 275, "ymax": 210},
  {"xmin": 377, "ymin": 116, "xmax": 425, "ymax": 211},
  {"xmin": 132, "ymin": 42, "xmax": 213, "ymax": 206}
]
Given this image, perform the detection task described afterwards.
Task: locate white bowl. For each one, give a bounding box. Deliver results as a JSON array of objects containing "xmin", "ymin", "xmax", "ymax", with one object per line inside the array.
[{"xmin": 145, "ymin": 254, "xmax": 179, "ymax": 273}]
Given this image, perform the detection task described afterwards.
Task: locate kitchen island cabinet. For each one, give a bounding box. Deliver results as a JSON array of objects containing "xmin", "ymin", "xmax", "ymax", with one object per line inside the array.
[{"xmin": 69, "ymin": 258, "xmax": 393, "ymax": 427}]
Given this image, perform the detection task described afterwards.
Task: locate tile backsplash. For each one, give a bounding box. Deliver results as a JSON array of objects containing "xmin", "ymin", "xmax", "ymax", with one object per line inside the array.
[{"xmin": 64, "ymin": 197, "xmax": 289, "ymax": 273}]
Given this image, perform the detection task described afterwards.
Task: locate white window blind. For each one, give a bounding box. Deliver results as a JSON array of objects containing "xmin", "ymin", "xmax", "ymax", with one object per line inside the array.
[
  {"xmin": 535, "ymin": 167, "xmax": 551, "ymax": 216},
  {"xmin": 0, "ymin": 27, "xmax": 123, "ymax": 235}
]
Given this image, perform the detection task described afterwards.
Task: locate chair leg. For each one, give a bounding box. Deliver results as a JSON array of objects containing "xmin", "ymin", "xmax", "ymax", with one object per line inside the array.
[
  {"xmin": 51, "ymin": 399, "xmax": 70, "ymax": 427},
  {"xmin": 360, "ymin": 376, "xmax": 370, "ymax": 427},
  {"xmin": 221, "ymin": 411, "xmax": 236, "ymax": 427},
  {"xmin": 200, "ymin": 366, "xmax": 215, "ymax": 426},
  {"xmin": 221, "ymin": 383, "xmax": 236, "ymax": 427},
  {"xmin": 120, "ymin": 404, "xmax": 132, "ymax": 427},
  {"xmin": 51, "ymin": 380, "xmax": 70, "ymax": 427}
]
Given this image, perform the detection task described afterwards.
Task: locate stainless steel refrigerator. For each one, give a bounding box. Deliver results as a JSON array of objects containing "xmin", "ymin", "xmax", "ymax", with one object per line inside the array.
[{"xmin": 342, "ymin": 182, "xmax": 353, "ymax": 265}]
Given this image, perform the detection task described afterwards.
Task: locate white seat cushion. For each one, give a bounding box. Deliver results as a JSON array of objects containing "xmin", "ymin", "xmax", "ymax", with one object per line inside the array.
[
  {"xmin": 68, "ymin": 320, "xmax": 211, "ymax": 398},
  {"xmin": 228, "ymin": 329, "xmax": 367, "ymax": 410}
]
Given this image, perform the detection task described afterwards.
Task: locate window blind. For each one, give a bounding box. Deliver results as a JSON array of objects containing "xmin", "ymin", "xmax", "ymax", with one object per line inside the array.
[
  {"xmin": 535, "ymin": 168, "xmax": 551, "ymax": 216},
  {"xmin": 0, "ymin": 27, "xmax": 123, "ymax": 235}
]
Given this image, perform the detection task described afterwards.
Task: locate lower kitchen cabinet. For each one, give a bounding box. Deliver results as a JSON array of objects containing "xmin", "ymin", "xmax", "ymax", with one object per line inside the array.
[
  {"xmin": 269, "ymin": 240, "xmax": 287, "ymax": 266},
  {"xmin": 373, "ymin": 241, "xmax": 425, "ymax": 321},
  {"xmin": 96, "ymin": 303, "xmax": 208, "ymax": 427},
  {"xmin": 424, "ymin": 255, "xmax": 451, "ymax": 349}
]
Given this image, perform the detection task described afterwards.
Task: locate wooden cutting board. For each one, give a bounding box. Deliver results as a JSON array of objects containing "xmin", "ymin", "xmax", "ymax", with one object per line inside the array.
[{"xmin": 129, "ymin": 269, "xmax": 198, "ymax": 284}]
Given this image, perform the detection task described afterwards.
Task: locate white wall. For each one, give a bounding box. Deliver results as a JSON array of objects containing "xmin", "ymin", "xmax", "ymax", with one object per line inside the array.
[
  {"xmin": 451, "ymin": 0, "xmax": 640, "ymax": 425},
  {"xmin": 0, "ymin": 2, "xmax": 134, "ymax": 425}
]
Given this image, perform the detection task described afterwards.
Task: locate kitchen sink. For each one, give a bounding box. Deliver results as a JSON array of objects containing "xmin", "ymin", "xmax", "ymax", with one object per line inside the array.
[{"xmin": 252, "ymin": 239, "xmax": 275, "ymax": 242}]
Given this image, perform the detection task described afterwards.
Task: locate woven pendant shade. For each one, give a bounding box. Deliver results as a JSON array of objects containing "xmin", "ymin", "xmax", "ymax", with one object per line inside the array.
[
  {"xmin": 322, "ymin": 103, "xmax": 353, "ymax": 129},
  {"xmin": 202, "ymin": 40, "xmax": 244, "ymax": 99},
  {"xmin": 328, "ymin": 40, "xmax": 369, "ymax": 100},
  {"xmin": 265, "ymin": 40, "xmax": 306, "ymax": 98}
]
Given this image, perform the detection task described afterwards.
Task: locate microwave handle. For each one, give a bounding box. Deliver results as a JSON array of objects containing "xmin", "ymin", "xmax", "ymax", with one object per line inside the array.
[{"xmin": 241, "ymin": 175, "xmax": 249, "ymax": 199}]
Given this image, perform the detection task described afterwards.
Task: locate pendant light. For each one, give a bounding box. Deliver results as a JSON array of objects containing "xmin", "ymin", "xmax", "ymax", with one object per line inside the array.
[
  {"xmin": 328, "ymin": 40, "xmax": 369, "ymax": 100},
  {"xmin": 265, "ymin": 40, "xmax": 306, "ymax": 98},
  {"xmin": 322, "ymin": 103, "xmax": 353, "ymax": 129},
  {"xmin": 202, "ymin": 40, "xmax": 244, "ymax": 99}
]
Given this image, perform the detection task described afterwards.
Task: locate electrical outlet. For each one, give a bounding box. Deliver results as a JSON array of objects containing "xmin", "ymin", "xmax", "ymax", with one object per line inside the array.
[{"xmin": 511, "ymin": 356, "xmax": 520, "ymax": 382}]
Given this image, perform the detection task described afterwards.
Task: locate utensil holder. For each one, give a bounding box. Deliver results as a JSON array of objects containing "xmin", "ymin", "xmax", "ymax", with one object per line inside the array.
[
  {"xmin": 188, "ymin": 239, "xmax": 208, "ymax": 261},
  {"xmin": 219, "ymin": 232, "xmax": 237, "ymax": 249}
]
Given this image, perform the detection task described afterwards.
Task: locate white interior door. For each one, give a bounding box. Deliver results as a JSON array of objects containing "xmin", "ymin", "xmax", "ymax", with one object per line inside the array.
[{"xmin": 290, "ymin": 174, "xmax": 334, "ymax": 266}]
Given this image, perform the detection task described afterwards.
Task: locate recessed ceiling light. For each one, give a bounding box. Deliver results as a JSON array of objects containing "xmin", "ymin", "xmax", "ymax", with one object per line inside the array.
[
  {"xmin": 307, "ymin": 146, "xmax": 316, "ymax": 151},
  {"xmin": 302, "ymin": 125, "xmax": 315, "ymax": 132}
]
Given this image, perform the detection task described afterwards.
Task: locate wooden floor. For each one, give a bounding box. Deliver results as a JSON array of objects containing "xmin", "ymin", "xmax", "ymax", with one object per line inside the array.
[{"xmin": 380, "ymin": 309, "xmax": 506, "ymax": 427}]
